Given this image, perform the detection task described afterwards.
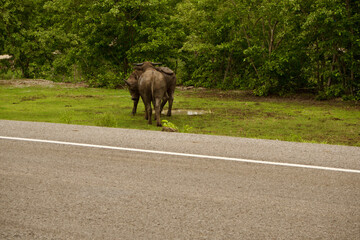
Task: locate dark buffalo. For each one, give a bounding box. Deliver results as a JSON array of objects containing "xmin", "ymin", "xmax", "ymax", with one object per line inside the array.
[
  {"xmin": 124, "ymin": 69, "xmax": 142, "ymax": 115},
  {"xmin": 125, "ymin": 62, "xmax": 176, "ymax": 117},
  {"xmin": 136, "ymin": 62, "xmax": 167, "ymax": 126},
  {"xmin": 155, "ymin": 66, "xmax": 176, "ymax": 116}
]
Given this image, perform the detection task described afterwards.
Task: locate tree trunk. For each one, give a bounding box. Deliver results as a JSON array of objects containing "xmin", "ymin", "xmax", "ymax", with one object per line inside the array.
[
  {"xmin": 242, "ymin": 27, "xmax": 261, "ymax": 80},
  {"xmin": 18, "ymin": 52, "xmax": 30, "ymax": 78},
  {"xmin": 327, "ymin": 53, "xmax": 336, "ymax": 87},
  {"xmin": 346, "ymin": 0, "xmax": 355, "ymax": 95},
  {"xmin": 268, "ymin": 20, "xmax": 278, "ymax": 56},
  {"xmin": 20, "ymin": 62, "xmax": 30, "ymax": 78},
  {"xmin": 223, "ymin": 51, "xmax": 233, "ymax": 85},
  {"xmin": 123, "ymin": 58, "xmax": 129, "ymax": 74}
]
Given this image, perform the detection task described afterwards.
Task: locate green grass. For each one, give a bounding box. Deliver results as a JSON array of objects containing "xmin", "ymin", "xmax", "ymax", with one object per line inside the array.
[{"xmin": 0, "ymin": 84, "xmax": 359, "ymax": 146}]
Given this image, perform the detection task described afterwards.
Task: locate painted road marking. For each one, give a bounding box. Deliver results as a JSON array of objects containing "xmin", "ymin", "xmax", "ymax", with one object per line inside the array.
[{"xmin": 1, "ymin": 136, "xmax": 360, "ymax": 174}]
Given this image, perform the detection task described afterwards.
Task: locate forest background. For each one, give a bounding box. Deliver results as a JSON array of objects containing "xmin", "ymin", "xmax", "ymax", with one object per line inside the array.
[{"xmin": 1, "ymin": 0, "xmax": 359, "ymax": 99}]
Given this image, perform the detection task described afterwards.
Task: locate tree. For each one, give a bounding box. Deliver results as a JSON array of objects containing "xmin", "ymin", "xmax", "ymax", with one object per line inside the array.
[
  {"xmin": 42, "ymin": 0, "xmax": 183, "ymax": 87},
  {"xmin": 1, "ymin": 0, "xmax": 48, "ymax": 77},
  {"xmin": 300, "ymin": 0, "xmax": 360, "ymax": 98},
  {"xmin": 1, "ymin": 0, "xmax": 358, "ymax": 98}
]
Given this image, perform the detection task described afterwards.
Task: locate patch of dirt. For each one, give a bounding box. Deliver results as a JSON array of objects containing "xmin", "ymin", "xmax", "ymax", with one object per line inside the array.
[{"xmin": 0, "ymin": 79, "xmax": 88, "ymax": 88}]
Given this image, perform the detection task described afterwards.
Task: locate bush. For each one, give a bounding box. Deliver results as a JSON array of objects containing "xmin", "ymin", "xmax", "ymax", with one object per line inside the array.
[
  {"xmin": 316, "ymin": 85, "xmax": 345, "ymax": 100},
  {"xmin": 88, "ymin": 69, "xmax": 124, "ymax": 88}
]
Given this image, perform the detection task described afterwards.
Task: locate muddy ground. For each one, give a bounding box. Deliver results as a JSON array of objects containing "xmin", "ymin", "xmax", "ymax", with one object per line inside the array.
[{"xmin": 0, "ymin": 79, "xmax": 88, "ymax": 88}]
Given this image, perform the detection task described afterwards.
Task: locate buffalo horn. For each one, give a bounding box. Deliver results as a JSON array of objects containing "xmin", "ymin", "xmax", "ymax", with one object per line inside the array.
[
  {"xmin": 124, "ymin": 79, "xmax": 130, "ymax": 86},
  {"xmin": 151, "ymin": 62, "xmax": 162, "ymax": 65},
  {"xmin": 132, "ymin": 63, "xmax": 144, "ymax": 66}
]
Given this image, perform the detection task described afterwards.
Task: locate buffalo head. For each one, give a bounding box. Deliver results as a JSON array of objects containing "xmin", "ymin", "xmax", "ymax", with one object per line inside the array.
[{"xmin": 124, "ymin": 72, "xmax": 140, "ymax": 101}]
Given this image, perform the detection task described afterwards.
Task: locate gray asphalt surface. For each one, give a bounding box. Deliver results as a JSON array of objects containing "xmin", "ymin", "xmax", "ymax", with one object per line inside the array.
[{"xmin": 1, "ymin": 120, "xmax": 359, "ymax": 239}]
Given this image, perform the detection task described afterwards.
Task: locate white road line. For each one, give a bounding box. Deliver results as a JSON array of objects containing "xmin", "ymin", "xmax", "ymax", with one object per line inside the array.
[{"xmin": 1, "ymin": 136, "xmax": 360, "ymax": 174}]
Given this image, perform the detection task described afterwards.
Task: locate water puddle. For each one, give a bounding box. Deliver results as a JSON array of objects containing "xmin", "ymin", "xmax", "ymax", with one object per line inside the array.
[{"xmin": 169, "ymin": 109, "xmax": 211, "ymax": 116}]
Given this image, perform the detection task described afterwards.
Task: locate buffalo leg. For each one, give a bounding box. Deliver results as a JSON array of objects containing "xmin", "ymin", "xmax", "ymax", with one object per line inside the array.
[
  {"xmin": 167, "ymin": 89, "xmax": 174, "ymax": 116},
  {"xmin": 160, "ymin": 94, "xmax": 168, "ymax": 115},
  {"xmin": 141, "ymin": 98, "xmax": 148, "ymax": 120},
  {"xmin": 146, "ymin": 102, "xmax": 152, "ymax": 124},
  {"xmin": 132, "ymin": 99, "xmax": 139, "ymax": 115},
  {"xmin": 152, "ymin": 99, "xmax": 157, "ymax": 120},
  {"xmin": 167, "ymin": 96, "xmax": 173, "ymax": 116},
  {"xmin": 155, "ymin": 98, "xmax": 162, "ymax": 127}
]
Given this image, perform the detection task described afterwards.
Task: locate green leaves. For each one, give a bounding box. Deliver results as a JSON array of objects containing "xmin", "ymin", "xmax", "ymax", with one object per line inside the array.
[{"xmin": 1, "ymin": 0, "xmax": 358, "ymax": 97}]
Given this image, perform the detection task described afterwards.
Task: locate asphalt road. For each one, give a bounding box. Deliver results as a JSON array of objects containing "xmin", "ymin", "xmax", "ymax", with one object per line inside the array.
[{"xmin": 1, "ymin": 120, "xmax": 359, "ymax": 239}]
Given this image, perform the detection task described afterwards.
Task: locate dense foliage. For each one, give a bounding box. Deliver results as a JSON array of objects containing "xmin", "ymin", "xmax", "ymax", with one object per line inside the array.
[{"xmin": 1, "ymin": 0, "xmax": 359, "ymax": 98}]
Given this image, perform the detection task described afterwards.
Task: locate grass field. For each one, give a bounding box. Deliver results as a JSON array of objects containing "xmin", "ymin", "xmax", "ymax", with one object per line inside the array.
[{"xmin": 0, "ymin": 80, "xmax": 359, "ymax": 146}]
